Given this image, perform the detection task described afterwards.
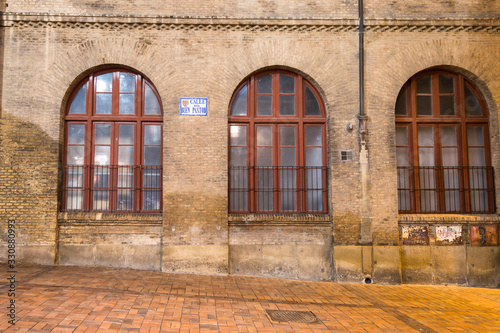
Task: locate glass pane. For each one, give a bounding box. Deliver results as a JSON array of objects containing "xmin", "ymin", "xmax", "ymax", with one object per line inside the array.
[
  {"xmin": 440, "ymin": 126, "xmax": 457, "ymax": 146},
  {"xmin": 230, "ymin": 125, "xmax": 246, "ymax": 146},
  {"xmin": 119, "ymin": 94, "xmax": 135, "ymax": 115},
  {"xmin": 468, "ymin": 148, "xmax": 486, "ymax": 166},
  {"xmin": 257, "ymin": 126, "xmax": 272, "ymax": 146},
  {"xmin": 230, "ymin": 147, "xmax": 247, "ymax": 166},
  {"xmin": 439, "ymin": 75, "xmax": 454, "ymax": 94},
  {"xmin": 307, "ymin": 190, "xmax": 323, "ymax": 211},
  {"xmin": 306, "ymin": 147, "xmax": 323, "ymax": 166},
  {"xmin": 467, "ymin": 126, "xmax": 484, "ymax": 146},
  {"xmin": 396, "ymin": 127, "xmax": 408, "ymax": 146},
  {"xmin": 95, "ymin": 124, "xmax": 111, "ymax": 144},
  {"xmin": 279, "ymin": 95, "xmax": 295, "ymax": 115},
  {"xmin": 417, "ymin": 96, "xmax": 432, "ymax": 115},
  {"xmin": 118, "ymin": 146, "xmax": 134, "ymax": 165},
  {"xmin": 96, "ymin": 94, "xmax": 112, "ymax": 114},
  {"xmin": 96, "ymin": 73, "xmax": 113, "ymax": 92},
  {"xmin": 281, "ymin": 165, "xmax": 297, "ymax": 211},
  {"xmin": 144, "ymin": 146, "xmax": 161, "ymax": 165},
  {"xmin": 231, "ymin": 85, "xmax": 247, "ymax": 116},
  {"xmin": 464, "ymin": 85, "xmax": 482, "ymax": 116},
  {"xmin": 279, "ymin": 74, "xmax": 295, "ymax": 94},
  {"xmin": 94, "ymin": 146, "xmax": 110, "ymax": 165},
  {"xmin": 92, "ymin": 165, "xmax": 110, "ymax": 210},
  {"xmin": 144, "ymin": 84, "xmax": 162, "ymax": 115},
  {"xmin": 396, "ymin": 148, "xmax": 409, "ymax": 167},
  {"xmin": 418, "ymin": 126, "xmax": 434, "ymax": 146},
  {"xmin": 418, "ymin": 148, "xmax": 435, "ymax": 167},
  {"xmin": 306, "ymin": 126, "xmax": 322, "ymax": 146},
  {"xmin": 119, "ymin": 73, "xmax": 135, "ymax": 93},
  {"xmin": 68, "ymin": 124, "xmax": 85, "ymax": 144},
  {"xmin": 67, "ymin": 146, "xmax": 84, "ymax": 165},
  {"xmin": 439, "ymin": 95, "xmax": 455, "ymax": 115},
  {"xmin": 305, "ymin": 85, "xmax": 321, "ymax": 116},
  {"xmin": 257, "ymin": 95, "xmax": 272, "ymax": 116},
  {"xmin": 119, "ymin": 125, "xmax": 134, "ymax": 144},
  {"xmin": 280, "ymin": 148, "xmax": 296, "ymax": 166},
  {"xmin": 442, "ymin": 148, "xmax": 458, "ymax": 166},
  {"xmin": 280, "ymin": 127, "xmax": 295, "ymax": 146},
  {"xmin": 69, "ymin": 83, "xmax": 87, "ymax": 114},
  {"xmin": 257, "ymin": 74, "xmax": 272, "ymax": 94},
  {"xmin": 257, "ymin": 147, "xmax": 273, "ymax": 166},
  {"xmin": 143, "ymin": 166, "xmax": 161, "ymax": 211},
  {"xmin": 419, "ymin": 168, "xmax": 437, "ymax": 212},
  {"xmin": 416, "ymin": 75, "xmax": 431, "ymax": 94},
  {"xmin": 145, "ymin": 125, "xmax": 162, "ymax": 145},
  {"xmin": 395, "ymin": 87, "xmax": 407, "ymax": 116}
]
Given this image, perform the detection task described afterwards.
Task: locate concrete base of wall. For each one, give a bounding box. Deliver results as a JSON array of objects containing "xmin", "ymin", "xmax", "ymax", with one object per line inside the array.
[
  {"xmin": 161, "ymin": 245, "xmax": 228, "ymax": 275},
  {"xmin": 0, "ymin": 245, "xmax": 55, "ymax": 265}
]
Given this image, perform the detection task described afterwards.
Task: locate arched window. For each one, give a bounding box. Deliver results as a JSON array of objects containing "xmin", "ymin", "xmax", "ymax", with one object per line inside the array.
[
  {"xmin": 395, "ymin": 70, "xmax": 494, "ymax": 213},
  {"xmin": 229, "ymin": 71, "xmax": 327, "ymax": 213},
  {"xmin": 63, "ymin": 70, "xmax": 163, "ymax": 212}
]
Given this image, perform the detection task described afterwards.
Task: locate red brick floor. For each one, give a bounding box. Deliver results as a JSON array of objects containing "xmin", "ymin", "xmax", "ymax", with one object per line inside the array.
[{"xmin": 1, "ymin": 265, "xmax": 500, "ymax": 332}]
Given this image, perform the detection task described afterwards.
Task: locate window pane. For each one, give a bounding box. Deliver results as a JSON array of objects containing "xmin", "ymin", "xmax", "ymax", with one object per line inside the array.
[
  {"xmin": 280, "ymin": 126, "xmax": 295, "ymax": 146},
  {"xmin": 230, "ymin": 125, "xmax": 246, "ymax": 146},
  {"xmin": 396, "ymin": 127, "xmax": 408, "ymax": 146},
  {"xmin": 143, "ymin": 166, "xmax": 161, "ymax": 210},
  {"xmin": 468, "ymin": 148, "xmax": 486, "ymax": 166},
  {"xmin": 467, "ymin": 126, "xmax": 484, "ymax": 146},
  {"xmin": 418, "ymin": 148, "xmax": 435, "ymax": 166},
  {"xmin": 96, "ymin": 94, "xmax": 112, "ymax": 114},
  {"xmin": 231, "ymin": 85, "xmax": 247, "ymax": 116},
  {"xmin": 69, "ymin": 83, "xmax": 87, "ymax": 114},
  {"xmin": 439, "ymin": 95, "xmax": 455, "ymax": 115},
  {"xmin": 95, "ymin": 124, "xmax": 111, "ymax": 144},
  {"xmin": 68, "ymin": 124, "xmax": 85, "ymax": 144},
  {"xmin": 257, "ymin": 147, "xmax": 273, "ymax": 166},
  {"xmin": 144, "ymin": 146, "xmax": 161, "ymax": 165},
  {"xmin": 257, "ymin": 74, "xmax": 272, "ymax": 93},
  {"xmin": 144, "ymin": 84, "xmax": 162, "ymax": 115},
  {"xmin": 230, "ymin": 147, "xmax": 247, "ymax": 166},
  {"xmin": 439, "ymin": 75, "xmax": 454, "ymax": 94},
  {"xmin": 93, "ymin": 165, "xmax": 110, "ymax": 210},
  {"xmin": 144, "ymin": 125, "xmax": 162, "ymax": 145},
  {"xmin": 417, "ymin": 95, "xmax": 432, "ymax": 115},
  {"xmin": 395, "ymin": 86, "xmax": 407, "ymax": 116},
  {"xmin": 306, "ymin": 126, "xmax": 322, "ymax": 146},
  {"xmin": 119, "ymin": 73, "xmax": 135, "ymax": 93},
  {"xmin": 256, "ymin": 126, "xmax": 272, "ymax": 146},
  {"xmin": 94, "ymin": 146, "xmax": 110, "ymax": 165},
  {"xmin": 118, "ymin": 146, "xmax": 134, "ymax": 165},
  {"xmin": 417, "ymin": 75, "xmax": 431, "ymax": 93},
  {"xmin": 66, "ymin": 166, "xmax": 83, "ymax": 210},
  {"xmin": 96, "ymin": 73, "xmax": 113, "ymax": 92},
  {"xmin": 67, "ymin": 146, "xmax": 85, "ymax": 165},
  {"xmin": 307, "ymin": 190, "xmax": 323, "ymax": 211},
  {"xmin": 279, "ymin": 74, "xmax": 295, "ymax": 94},
  {"xmin": 280, "ymin": 148, "xmax": 296, "ymax": 166},
  {"xmin": 257, "ymin": 95, "xmax": 272, "ymax": 116},
  {"xmin": 440, "ymin": 126, "xmax": 457, "ymax": 146},
  {"xmin": 442, "ymin": 148, "xmax": 458, "ymax": 166},
  {"xmin": 464, "ymin": 85, "xmax": 482, "ymax": 116},
  {"xmin": 119, "ymin": 125, "xmax": 134, "ymax": 144},
  {"xmin": 417, "ymin": 126, "xmax": 434, "ymax": 146},
  {"xmin": 396, "ymin": 147, "xmax": 409, "ymax": 166},
  {"xmin": 119, "ymin": 94, "xmax": 135, "ymax": 115},
  {"xmin": 279, "ymin": 95, "xmax": 295, "ymax": 115},
  {"xmin": 305, "ymin": 85, "xmax": 321, "ymax": 116},
  {"xmin": 306, "ymin": 147, "xmax": 323, "ymax": 166}
]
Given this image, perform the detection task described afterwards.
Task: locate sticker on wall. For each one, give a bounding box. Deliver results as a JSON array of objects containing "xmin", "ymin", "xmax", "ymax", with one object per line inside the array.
[
  {"xmin": 470, "ymin": 225, "xmax": 498, "ymax": 246},
  {"xmin": 435, "ymin": 226, "xmax": 463, "ymax": 245},
  {"xmin": 180, "ymin": 98, "xmax": 208, "ymax": 116},
  {"xmin": 401, "ymin": 225, "xmax": 429, "ymax": 245}
]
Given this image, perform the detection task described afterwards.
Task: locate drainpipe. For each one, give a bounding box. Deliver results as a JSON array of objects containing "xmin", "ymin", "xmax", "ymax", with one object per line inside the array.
[{"xmin": 358, "ymin": 0, "xmax": 372, "ymax": 247}]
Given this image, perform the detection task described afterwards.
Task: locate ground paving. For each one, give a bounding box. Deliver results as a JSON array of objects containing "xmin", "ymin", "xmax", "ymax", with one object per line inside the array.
[{"xmin": 1, "ymin": 265, "xmax": 500, "ymax": 332}]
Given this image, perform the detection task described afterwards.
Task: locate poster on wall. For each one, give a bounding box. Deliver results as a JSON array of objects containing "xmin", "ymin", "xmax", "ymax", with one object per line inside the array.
[{"xmin": 180, "ymin": 98, "xmax": 208, "ymax": 116}]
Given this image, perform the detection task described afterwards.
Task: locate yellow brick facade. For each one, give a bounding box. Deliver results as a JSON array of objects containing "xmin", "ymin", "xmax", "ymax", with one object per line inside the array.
[{"xmin": 0, "ymin": 0, "xmax": 499, "ymax": 286}]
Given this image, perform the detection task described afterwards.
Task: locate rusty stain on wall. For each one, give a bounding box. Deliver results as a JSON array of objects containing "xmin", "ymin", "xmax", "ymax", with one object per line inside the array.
[
  {"xmin": 435, "ymin": 226, "xmax": 463, "ymax": 245},
  {"xmin": 470, "ymin": 225, "xmax": 499, "ymax": 246},
  {"xmin": 401, "ymin": 225, "xmax": 429, "ymax": 245}
]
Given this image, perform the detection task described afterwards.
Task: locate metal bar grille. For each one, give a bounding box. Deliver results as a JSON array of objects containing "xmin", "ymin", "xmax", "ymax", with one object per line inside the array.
[
  {"xmin": 230, "ymin": 166, "xmax": 328, "ymax": 214},
  {"xmin": 63, "ymin": 165, "xmax": 162, "ymax": 212},
  {"xmin": 397, "ymin": 166, "xmax": 494, "ymax": 213}
]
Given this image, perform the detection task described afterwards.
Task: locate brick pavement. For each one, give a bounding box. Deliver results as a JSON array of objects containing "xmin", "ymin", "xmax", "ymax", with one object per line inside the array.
[{"xmin": 1, "ymin": 265, "xmax": 499, "ymax": 332}]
